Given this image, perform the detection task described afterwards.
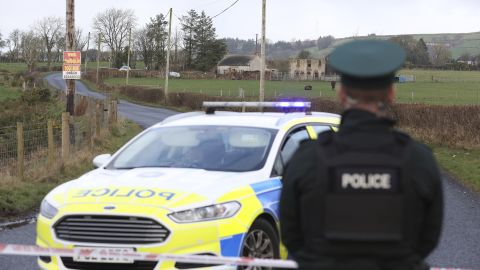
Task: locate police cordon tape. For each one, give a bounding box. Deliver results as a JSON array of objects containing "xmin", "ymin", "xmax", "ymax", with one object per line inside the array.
[{"xmin": 0, "ymin": 243, "xmax": 472, "ymax": 270}]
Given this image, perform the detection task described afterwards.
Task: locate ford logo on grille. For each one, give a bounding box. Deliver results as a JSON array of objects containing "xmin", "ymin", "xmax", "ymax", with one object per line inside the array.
[{"xmin": 104, "ymin": 205, "xmax": 116, "ymax": 210}]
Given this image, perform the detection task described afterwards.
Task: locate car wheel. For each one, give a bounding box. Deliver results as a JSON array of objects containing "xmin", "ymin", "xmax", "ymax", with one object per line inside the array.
[{"xmin": 240, "ymin": 218, "xmax": 280, "ymax": 270}]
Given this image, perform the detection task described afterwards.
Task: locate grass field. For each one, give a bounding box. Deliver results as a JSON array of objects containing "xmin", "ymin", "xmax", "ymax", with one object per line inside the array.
[
  {"xmin": 0, "ymin": 85, "xmax": 21, "ymax": 101},
  {"xmin": 104, "ymin": 69, "xmax": 480, "ymax": 105}
]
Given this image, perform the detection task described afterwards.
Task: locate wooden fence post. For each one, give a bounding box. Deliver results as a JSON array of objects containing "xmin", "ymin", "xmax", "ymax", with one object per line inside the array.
[
  {"xmin": 61, "ymin": 112, "xmax": 70, "ymax": 159},
  {"xmin": 95, "ymin": 101, "xmax": 101, "ymax": 137},
  {"xmin": 16, "ymin": 122, "xmax": 24, "ymax": 180},
  {"xmin": 47, "ymin": 119, "xmax": 54, "ymax": 168},
  {"xmin": 86, "ymin": 116, "xmax": 93, "ymax": 150},
  {"xmin": 109, "ymin": 99, "xmax": 118, "ymax": 125}
]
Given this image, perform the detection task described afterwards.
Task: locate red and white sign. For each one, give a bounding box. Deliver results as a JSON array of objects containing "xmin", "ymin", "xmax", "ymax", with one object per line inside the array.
[{"xmin": 63, "ymin": 51, "xmax": 81, "ymax": 80}]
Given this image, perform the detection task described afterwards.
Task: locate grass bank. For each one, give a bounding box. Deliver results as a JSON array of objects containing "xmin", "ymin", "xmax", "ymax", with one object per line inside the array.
[
  {"xmin": 0, "ymin": 120, "xmax": 142, "ymax": 219},
  {"xmin": 431, "ymin": 145, "xmax": 480, "ymax": 192},
  {"xmin": 0, "ymin": 84, "xmax": 21, "ymax": 101}
]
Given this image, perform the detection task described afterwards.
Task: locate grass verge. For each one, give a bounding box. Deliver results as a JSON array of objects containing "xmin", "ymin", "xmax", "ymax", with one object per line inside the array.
[
  {"xmin": 0, "ymin": 84, "xmax": 21, "ymax": 101},
  {"xmin": 431, "ymin": 145, "xmax": 480, "ymax": 192},
  {"xmin": 0, "ymin": 120, "xmax": 143, "ymax": 220}
]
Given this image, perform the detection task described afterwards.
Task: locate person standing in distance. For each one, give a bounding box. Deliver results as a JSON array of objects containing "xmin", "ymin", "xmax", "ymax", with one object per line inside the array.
[{"xmin": 279, "ymin": 40, "xmax": 443, "ymax": 270}]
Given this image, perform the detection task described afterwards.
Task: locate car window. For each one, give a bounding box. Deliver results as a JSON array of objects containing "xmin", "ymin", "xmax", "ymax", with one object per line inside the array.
[
  {"xmin": 281, "ymin": 127, "xmax": 310, "ymax": 164},
  {"xmin": 108, "ymin": 126, "xmax": 277, "ymax": 172},
  {"xmin": 311, "ymin": 125, "xmax": 332, "ymax": 135},
  {"xmin": 272, "ymin": 127, "xmax": 309, "ymax": 176}
]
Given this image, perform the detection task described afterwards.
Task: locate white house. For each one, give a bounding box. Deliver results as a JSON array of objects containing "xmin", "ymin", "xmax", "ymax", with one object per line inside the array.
[{"xmin": 217, "ymin": 55, "xmax": 261, "ymax": 75}]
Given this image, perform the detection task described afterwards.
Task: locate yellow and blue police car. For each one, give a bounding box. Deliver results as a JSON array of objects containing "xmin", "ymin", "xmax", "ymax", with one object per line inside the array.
[{"xmin": 36, "ymin": 101, "xmax": 340, "ymax": 270}]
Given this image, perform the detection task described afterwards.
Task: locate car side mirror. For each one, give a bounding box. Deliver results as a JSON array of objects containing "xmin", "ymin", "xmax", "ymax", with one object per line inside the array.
[{"xmin": 93, "ymin": 154, "xmax": 112, "ymax": 168}]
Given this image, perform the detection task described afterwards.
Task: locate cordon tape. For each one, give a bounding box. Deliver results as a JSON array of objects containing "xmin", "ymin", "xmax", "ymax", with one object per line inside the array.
[{"xmin": 0, "ymin": 243, "xmax": 473, "ymax": 270}]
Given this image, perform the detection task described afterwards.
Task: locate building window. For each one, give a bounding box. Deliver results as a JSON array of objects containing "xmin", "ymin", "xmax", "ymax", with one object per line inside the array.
[
  {"xmin": 296, "ymin": 60, "xmax": 300, "ymax": 67},
  {"xmin": 318, "ymin": 60, "xmax": 322, "ymax": 67},
  {"xmin": 314, "ymin": 71, "xmax": 319, "ymax": 78},
  {"xmin": 307, "ymin": 60, "xmax": 311, "ymax": 68}
]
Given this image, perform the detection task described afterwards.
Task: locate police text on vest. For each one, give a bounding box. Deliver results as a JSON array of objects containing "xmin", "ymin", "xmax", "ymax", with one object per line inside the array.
[{"xmin": 341, "ymin": 173, "xmax": 391, "ymax": 189}]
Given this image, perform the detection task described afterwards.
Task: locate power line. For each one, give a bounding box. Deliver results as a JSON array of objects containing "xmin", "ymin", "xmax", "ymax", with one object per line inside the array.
[{"xmin": 211, "ymin": 0, "xmax": 241, "ymax": 19}]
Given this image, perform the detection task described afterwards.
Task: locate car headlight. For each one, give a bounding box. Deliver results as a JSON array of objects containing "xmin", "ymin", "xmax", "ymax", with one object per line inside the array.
[
  {"xmin": 40, "ymin": 199, "xmax": 58, "ymax": 219},
  {"xmin": 168, "ymin": 201, "xmax": 241, "ymax": 223}
]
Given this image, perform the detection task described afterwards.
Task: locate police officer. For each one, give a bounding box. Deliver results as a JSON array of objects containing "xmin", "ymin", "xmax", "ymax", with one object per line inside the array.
[{"xmin": 279, "ymin": 40, "xmax": 443, "ymax": 270}]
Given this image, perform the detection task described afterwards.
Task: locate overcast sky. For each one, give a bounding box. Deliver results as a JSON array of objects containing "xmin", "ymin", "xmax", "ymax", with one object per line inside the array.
[{"xmin": 1, "ymin": 0, "xmax": 479, "ymax": 42}]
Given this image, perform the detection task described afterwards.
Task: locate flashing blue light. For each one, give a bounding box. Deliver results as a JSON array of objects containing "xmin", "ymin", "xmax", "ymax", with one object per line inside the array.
[
  {"xmin": 293, "ymin": 102, "xmax": 306, "ymax": 107},
  {"xmin": 278, "ymin": 102, "xmax": 290, "ymax": 107}
]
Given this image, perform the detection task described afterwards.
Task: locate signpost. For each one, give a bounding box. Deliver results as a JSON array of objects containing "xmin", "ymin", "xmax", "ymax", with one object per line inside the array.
[{"xmin": 63, "ymin": 51, "xmax": 81, "ymax": 80}]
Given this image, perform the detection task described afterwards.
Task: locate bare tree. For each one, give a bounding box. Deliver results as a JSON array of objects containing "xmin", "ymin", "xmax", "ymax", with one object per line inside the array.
[
  {"xmin": 53, "ymin": 35, "xmax": 65, "ymax": 62},
  {"xmin": 135, "ymin": 27, "xmax": 153, "ymax": 70},
  {"xmin": 36, "ymin": 16, "xmax": 64, "ymax": 70},
  {"xmin": 93, "ymin": 8, "xmax": 136, "ymax": 68},
  {"xmin": 0, "ymin": 30, "xmax": 5, "ymax": 53},
  {"xmin": 74, "ymin": 28, "xmax": 89, "ymax": 51},
  {"xmin": 429, "ymin": 44, "xmax": 452, "ymax": 66},
  {"xmin": 21, "ymin": 31, "xmax": 43, "ymax": 72},
  {"xmin": 8, "ymin": 29, "xmax": 21, "ymax": 61}
]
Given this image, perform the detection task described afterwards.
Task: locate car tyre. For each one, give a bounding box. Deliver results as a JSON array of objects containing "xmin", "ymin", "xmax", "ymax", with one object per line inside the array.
[{"xmin": 240, "ymin": 218, "xmax": 280, "ymax": 270}]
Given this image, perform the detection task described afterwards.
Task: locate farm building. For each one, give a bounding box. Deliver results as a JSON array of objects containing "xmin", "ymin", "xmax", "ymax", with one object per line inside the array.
[
  {"xmin": 217, "ymin": 54, "xmax": 261, "ymax": 75},
  {"xmin": 217, "ymin": 54, "xmax": 277, "ymax": 80},
  {"xmin": 289, "ymin": 57, "xmax": 327, "ymax": 80}
]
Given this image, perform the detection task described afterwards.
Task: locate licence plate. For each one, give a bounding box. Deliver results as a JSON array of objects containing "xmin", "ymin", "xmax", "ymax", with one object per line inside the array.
[{"xmin": 73, "ymin": 248, "xmax": 135, "ymax": 264}]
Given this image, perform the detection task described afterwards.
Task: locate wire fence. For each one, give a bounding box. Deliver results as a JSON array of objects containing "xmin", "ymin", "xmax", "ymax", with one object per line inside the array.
[{"xmin": 0, "ymin": 96, "xmax": 119, "ymax": 181}]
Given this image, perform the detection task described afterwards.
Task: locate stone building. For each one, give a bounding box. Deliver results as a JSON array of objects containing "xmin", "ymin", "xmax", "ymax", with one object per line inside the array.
[
  {"xmin": 217, "ymin": 55, "xmax": 262, "ymax": 75},
  {"xmin": 289, "ymin": 58, "xmax": 327, "ymax": 80}
]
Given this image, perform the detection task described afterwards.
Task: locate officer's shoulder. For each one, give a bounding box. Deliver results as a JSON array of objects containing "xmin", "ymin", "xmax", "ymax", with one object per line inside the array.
[
  {"xmin": 316, "ymin": 130, "xmax": 335, "ymax": 145},
  {"xmin": 398, "ymin": 134, "xmax": 438, "ymax": 168},
  {"xmin": 392, "ymin": 130, "xmax": 435, "ymax": 159}
]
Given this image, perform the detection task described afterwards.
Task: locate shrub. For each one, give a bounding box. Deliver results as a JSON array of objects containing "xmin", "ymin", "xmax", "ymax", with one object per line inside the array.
[{"xmin": 21, "ymin": 88, "xmax": 51, "ymax": 104}]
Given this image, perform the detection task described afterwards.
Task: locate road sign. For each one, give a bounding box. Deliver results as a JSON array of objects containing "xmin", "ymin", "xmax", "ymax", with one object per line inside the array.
[{"xmin": 63, "ymin": 51, "xmax": 81, "ymax": 80}]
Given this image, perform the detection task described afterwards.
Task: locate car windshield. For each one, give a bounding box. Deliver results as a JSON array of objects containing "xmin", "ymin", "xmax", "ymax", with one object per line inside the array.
[{"xmin": 108, "ymin": 126, "xmax": 277, "ymax": 172}]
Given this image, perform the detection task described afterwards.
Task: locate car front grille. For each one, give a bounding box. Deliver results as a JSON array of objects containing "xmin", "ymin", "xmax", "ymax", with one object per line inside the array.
[
  {"xmin": 61, "ymin": 257, "xmax": 158, "ymax": 270},
  {"xmin": 54, "ymin": 215, "xmax": 170, "ymax": 245}
]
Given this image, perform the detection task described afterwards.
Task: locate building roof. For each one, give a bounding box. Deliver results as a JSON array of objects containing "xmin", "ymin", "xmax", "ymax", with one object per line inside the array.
[{"xmin": 218, "ymin": 55, "xmax": 257, "ymax": 66}]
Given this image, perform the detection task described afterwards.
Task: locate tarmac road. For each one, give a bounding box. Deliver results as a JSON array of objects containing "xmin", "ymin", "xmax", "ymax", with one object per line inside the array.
[
  {"xmin": 44, "ymin": 73, "xmax": 177, "ymax": 128},
  {"xmin": 0, "ymin": 74, "xmax": 479, "ymax": 269}
]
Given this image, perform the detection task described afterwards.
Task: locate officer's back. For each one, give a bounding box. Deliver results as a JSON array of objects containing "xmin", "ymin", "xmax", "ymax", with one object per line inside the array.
[{"xmin": 279, "ymin": 40, "xmax": 443, "ymax": 270}]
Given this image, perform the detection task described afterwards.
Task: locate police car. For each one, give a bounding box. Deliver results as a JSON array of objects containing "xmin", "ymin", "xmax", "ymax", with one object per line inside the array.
[{"xmin": 36, "ymin": 101, "xmax": 340, "ymax": 270}]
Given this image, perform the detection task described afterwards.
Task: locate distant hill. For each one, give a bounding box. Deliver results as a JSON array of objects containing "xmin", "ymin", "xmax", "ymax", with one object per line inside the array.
[
  {"xmin": 308, "ymin": 32, "xmax": 480, "ymax": 60},
  {"xmin": 225, "ymin": 32, "xmax": 480, "ymax": 60}
]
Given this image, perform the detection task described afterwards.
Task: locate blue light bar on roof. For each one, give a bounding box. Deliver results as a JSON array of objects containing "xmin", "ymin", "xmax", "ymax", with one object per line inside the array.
[{"xmin": 202, "ymin": 101, "xmax": 311, "ymax": 108}]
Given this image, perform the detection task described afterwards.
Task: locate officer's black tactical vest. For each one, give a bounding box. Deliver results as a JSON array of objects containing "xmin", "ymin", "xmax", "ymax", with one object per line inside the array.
[{"xmin": 315, "ymin": 130, "xmax": 413, "ymax": 252}]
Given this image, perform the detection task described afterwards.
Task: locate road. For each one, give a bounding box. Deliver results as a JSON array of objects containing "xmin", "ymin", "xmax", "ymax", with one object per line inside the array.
[
  {"xmin": 1, "ymin": 74, "xmax": 479, "ymax": 269},
  {"xmin": 44, "ymin": 73, "xmax": 177, "ymax": 128}
]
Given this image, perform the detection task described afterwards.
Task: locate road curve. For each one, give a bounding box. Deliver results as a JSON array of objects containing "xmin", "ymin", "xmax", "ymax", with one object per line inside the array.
[
  {"xmin": 44, "ymin": 73, "xmax": 178, "ymax": 128},
  {"xmin": 1, "ymin": 74, "xmax": 479, "ymax": 269}
]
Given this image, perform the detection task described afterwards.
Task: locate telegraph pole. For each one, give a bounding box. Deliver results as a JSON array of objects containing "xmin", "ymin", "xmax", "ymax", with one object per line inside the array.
[
  {"xmin": 126, "ymin": 27, "xmax": 132, "ymax": 86},
  {"xmin": 96, "ymin": 33, "xmax": 101, "ymax": 84},
  {"xmin": 164, "ymin": 8, "xmax": 173, "ymax": 105},
  {"xmin": 259, "ymin": 0, "xmax": 266, "ymax": 105},
  {"xmin": 84, "ymin": 32, "xmax": 90, "ymax": 74},
  {"xmin": 66, "ymin": 0, "xmax": 76, "ymax": 115}
]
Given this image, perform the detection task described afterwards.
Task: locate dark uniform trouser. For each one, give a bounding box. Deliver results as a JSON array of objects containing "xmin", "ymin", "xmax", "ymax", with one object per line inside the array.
[
  {"xmin": 297, "ymin": 261, "xmax": 429, "ymax": 270},
  {"xmin": 293, "ymin": 253, "xmax": 430, "ymax": 270}
]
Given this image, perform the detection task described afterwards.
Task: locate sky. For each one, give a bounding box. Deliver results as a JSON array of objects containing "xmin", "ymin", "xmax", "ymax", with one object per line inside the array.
[{"xmin": 0, "ymin": 0, "xmax": 479, "ymax": 42}]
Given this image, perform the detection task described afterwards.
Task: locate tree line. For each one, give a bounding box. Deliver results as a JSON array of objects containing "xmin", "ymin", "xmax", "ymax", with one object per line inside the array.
[
  {"xmin": 0, "ymin": 8, "xmax": 227, "ymax": 72},
  {"xmin": 0, "ymin": 17, "xmax": 89, "ymax": 72}
]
